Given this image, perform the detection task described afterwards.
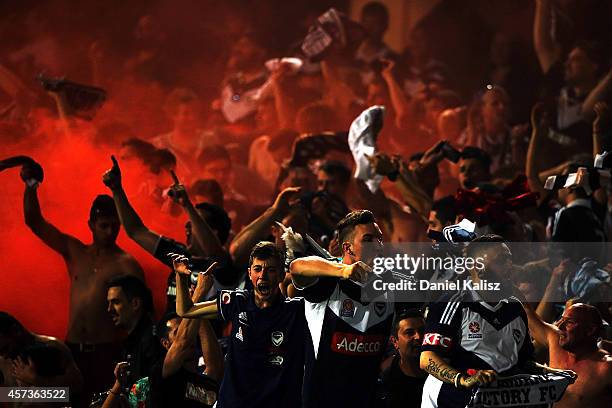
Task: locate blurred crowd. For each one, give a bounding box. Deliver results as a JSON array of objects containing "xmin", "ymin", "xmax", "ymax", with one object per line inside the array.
[{"xmin": 1, "ymin": 0, "xmax": 612, "ymax": 407}]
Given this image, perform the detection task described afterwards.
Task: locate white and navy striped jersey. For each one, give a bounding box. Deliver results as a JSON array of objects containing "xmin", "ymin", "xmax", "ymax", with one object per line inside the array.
[
  {"xmin": 297, "ymin": 275, "xmax": 395, "ymax": 408},
  {"xmin": 421, "ymin": 289, "xmax": 534, "ymax": 408}
]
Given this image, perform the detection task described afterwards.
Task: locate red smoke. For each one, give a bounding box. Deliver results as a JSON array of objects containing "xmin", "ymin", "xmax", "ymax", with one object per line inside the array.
[
  {"xmin": 1, "ymin": 0, "xmax": 304, "ymax": 338},
  {"xmin": 0, "ymin": 109, "xmax": 185, "ymax": 338}
]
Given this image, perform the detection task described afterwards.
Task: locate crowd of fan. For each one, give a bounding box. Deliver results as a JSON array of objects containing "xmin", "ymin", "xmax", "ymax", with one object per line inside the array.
[{"xmin": 1, "ymin": 1, "xmax": 612, "ymax": 407}]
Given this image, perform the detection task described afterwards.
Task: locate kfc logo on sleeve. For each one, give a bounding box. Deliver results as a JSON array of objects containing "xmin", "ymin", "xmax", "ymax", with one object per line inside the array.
[{"xmin": 423, "ymin": 333, "xmax": 453, "ymax": 348}]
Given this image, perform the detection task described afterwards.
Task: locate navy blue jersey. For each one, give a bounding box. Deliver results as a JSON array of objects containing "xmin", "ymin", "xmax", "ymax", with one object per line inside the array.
[
  {"xmin": 421, "ymin": 289, "xmax": 534, "ymax": 408},
  {"xmin": 216, "ymin": 289, "xmax": 306, "ymax": 408},
  {"xmin": 297, "ymin": 276, "xmax": 395, "ymax": 408}
]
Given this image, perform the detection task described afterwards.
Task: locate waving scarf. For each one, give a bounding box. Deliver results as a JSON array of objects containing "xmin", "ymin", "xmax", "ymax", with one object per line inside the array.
[{"xmin": 455, "ymin": 175, "xmax": 539, "ymax": 227}]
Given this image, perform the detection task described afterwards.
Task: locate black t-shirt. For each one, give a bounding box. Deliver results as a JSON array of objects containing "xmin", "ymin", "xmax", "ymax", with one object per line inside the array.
[
  {"xmin": 297, "ymin": 276, "xmax": 395, "ymax": 408},
  {"xmin": 150, "ymin": 363, "xmax": 219, "ymax": 408},
  {"xmin": 379, "ymin": 356, "xmax": 427, "ymax": 408},
  {"xmin": 153, "ymin": 236, "xmax": 241, "ymax": 313},
  {"xmin": 216, "ymin": 289, "xmax": 306, "ymax": 408}
]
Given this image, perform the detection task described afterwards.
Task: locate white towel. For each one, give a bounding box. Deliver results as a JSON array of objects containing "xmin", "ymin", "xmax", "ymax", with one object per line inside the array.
[{"xmin": 347, "ymin": 105, "xmax": 385, "ymax": 193}]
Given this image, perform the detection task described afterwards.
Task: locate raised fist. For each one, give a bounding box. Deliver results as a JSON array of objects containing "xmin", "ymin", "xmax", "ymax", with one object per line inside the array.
[
  {"xmin": 167, "ymin": 170, "xmax": 190, "ymax": 207},
  {"xmin": 380, "ymin": 58, "xmax": 395, "ymax": 79},
  {"xmin": 102, "ymin": 155, "xmax": 122, "ymax": 191},
  {"xmin": 170, "ymin": 253, "xmax": 191, "ymax": 276},
  {"xmin": 19, "ymin": 160, "xmax": 44, "ymax": 187}
]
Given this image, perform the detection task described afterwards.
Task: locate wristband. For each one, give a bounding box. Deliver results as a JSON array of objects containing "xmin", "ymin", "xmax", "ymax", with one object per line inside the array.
[
  {"xmin": 109, "ymin": 388, "xmax": 122, "ymax": 396},
  {"xmin": 454, "ymin": 372, "xmax": 464, "ymax": 388}
]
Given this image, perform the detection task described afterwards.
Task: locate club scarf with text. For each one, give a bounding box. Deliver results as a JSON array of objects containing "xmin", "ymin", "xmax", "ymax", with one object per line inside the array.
[{"xmin": 465, "ymin": 371, "xmax": 576, "ymax": 408}]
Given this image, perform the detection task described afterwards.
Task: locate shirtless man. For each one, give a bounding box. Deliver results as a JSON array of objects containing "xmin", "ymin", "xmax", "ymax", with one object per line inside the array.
[
  {"xmin": 20, "ymin": 162, "xmax": 144, "ymax": 405},
  {"xmin": 526, "ymin": 303, "xmax": 612, "ymax": 407}
]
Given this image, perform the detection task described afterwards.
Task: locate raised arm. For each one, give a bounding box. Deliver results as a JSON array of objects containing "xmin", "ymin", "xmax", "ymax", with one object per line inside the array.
[
  {"xmin": 533, "ymin": 0, "xmax": 562, "ymax": 74},
  {"xmin": 174, "ymin": 258, "xmax": 228, "ymax": 380},
  {"xmin": 380, "ymin": 59, "xmax": 411, "ymax": 129},
  {"xmin": 526, "ymin": 104, "xmax": 550, "ymax": 206},
  {"xmin": 270, "ymin": 62, "xmax": 298, "ymax": 130},
  {"xmin": 102, "ymin": 155, "xmax": 160, "ymax": 254},
  {"xmin": 524, "ymin": 301, "xmax": 559, "ymax": 349},
  {"xmin": 593, "ymin": 101, "xmax": 610, "ymax": 155},
  {"xmin": 162, "ymin": 314, "xmax": 201, "ymax": 378},
  {"xmin": 535, "ymin": 259, "xmax": 571, "ymax": 322},
  {"xmin": 592, "ymin": 102, "xmax": 610, "ymax": 205},
  {"xmin": 229, "ymin": 187, "xmax": 301, "ymax": 268},
  {"xmin": 168, "ymin": 172, "xmax": 225, "ymax": 257},
  {"xmin": 289, "ymin": 256, "xmax": 369, "ymax": 288},
  {"xmin": 22, "ymin": 164, "xmax": 78, "ymax": 258},
  {"xmin": 198, "ymin": 319, "xmax": 224, "ymax": 382},
  {"xmin": 173, "ymin": 255, "xmax": 219, "ymax": 319},
  {"xmin": 582, "ymin": 69, "xmax": 612, "ymax": 120}
]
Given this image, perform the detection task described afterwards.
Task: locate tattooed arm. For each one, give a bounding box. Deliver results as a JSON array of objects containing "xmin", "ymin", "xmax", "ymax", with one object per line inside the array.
[{"xmin": 420, "ymin": 351, "xmax": 497, "ymax": 388}]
